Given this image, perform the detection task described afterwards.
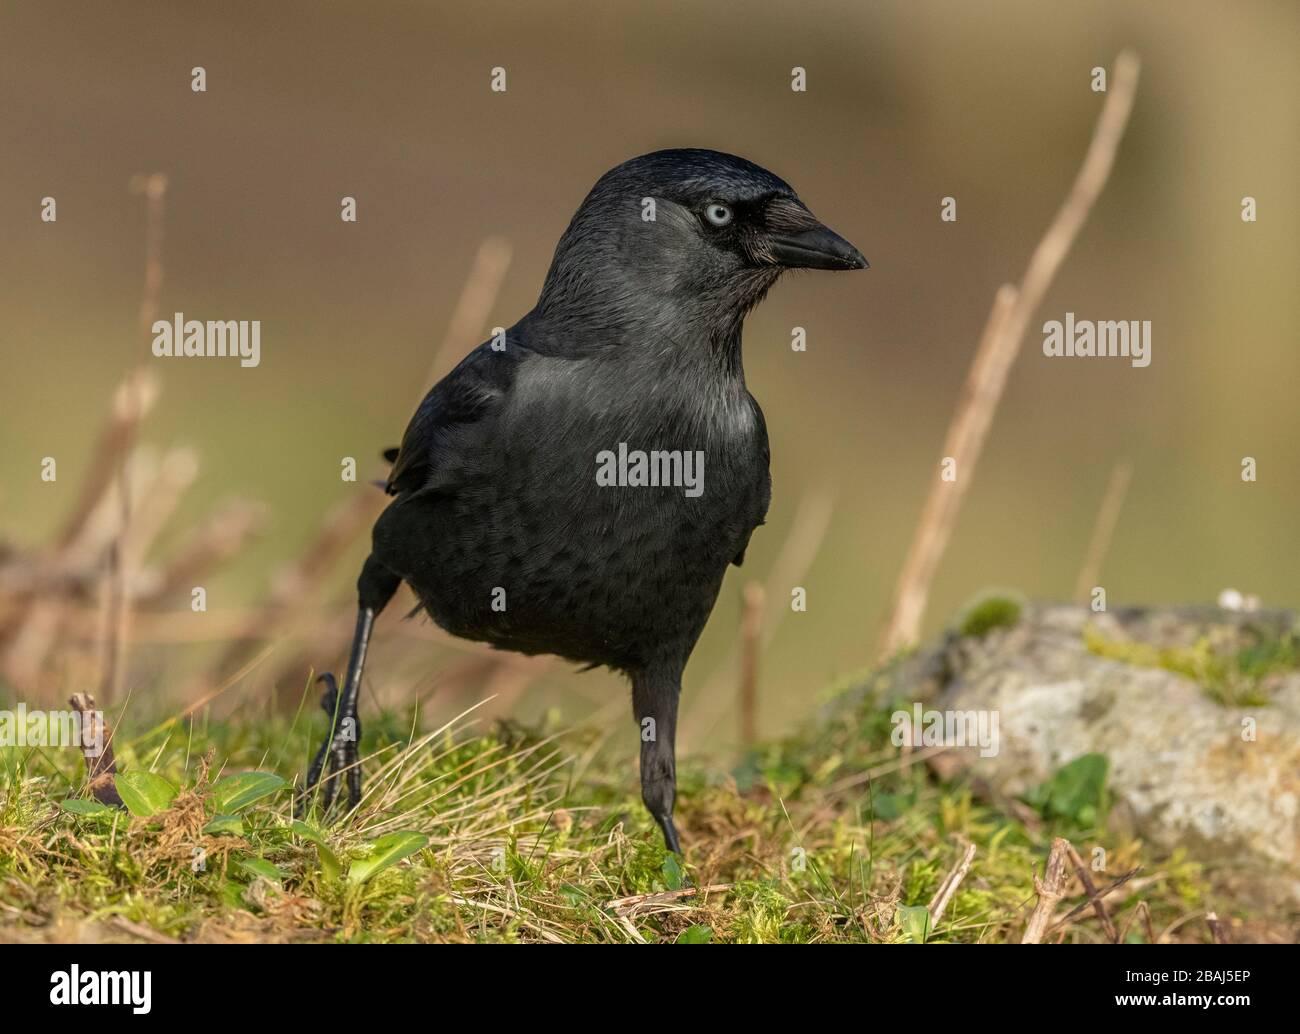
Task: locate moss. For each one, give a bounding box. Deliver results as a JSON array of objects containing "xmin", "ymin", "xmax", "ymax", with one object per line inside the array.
[
  {"xmin": 956, "ymin": 592, "xmax": 1023, "ymax": 639},
  {"xmin": 1083, "ymin": 624, "xmax": 1298, "ymax": 706},
  {"xmin": 0, "ymin": 662, "xmax": 1227, "ymax": 943}
]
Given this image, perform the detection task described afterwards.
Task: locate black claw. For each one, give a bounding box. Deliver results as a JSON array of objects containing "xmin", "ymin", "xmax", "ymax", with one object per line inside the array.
[
  {"xmin": 299, "ymin": 673, "xmax": 344, "ymax": 818},
  {"xmin": 300, "ymin": 608, "xmax": 377, "ymax": 822},
  {"xmin": 659, "ymin": 815, "xmax": 683, "ymax": 856},
  {"xmin": 317, "ymin": 672, "xmax": 339, "ymax": 715}
]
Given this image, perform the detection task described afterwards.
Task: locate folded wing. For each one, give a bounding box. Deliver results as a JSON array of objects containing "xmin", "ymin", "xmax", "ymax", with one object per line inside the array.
[{"xmin": 384, "ymin": 343, "xmax": 523, "ymax": 498}]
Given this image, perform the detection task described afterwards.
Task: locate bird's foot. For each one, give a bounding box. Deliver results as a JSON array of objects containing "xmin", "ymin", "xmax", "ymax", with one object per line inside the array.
[
  {"xmin": 658, "ymin": 814, "xmax": 683, "ymax": 856},
  {"xmin": 295, "ymin": 673, "xmax": 363, "ymax": 820},
  {"xmin": 656, "ymin": 816, "xmax": 695, "ymax": 889}
]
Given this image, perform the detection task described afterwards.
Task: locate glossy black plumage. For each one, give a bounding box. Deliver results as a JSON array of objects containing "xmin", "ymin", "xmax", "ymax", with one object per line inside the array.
[{"xmin": 302, "ymin": 149, "xmax": 867, "ymax": 851}]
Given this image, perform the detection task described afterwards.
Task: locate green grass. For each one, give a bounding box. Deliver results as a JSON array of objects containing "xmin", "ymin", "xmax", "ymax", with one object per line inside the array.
[{"xmin": 0, "ymin": 669, "xmax": 1217, "ymax": 943}]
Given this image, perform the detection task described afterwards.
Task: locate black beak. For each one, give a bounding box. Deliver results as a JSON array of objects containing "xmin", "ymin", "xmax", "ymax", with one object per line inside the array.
[{"xmin": 767, "ymin": 221, "xmax": 869, "ymax": 271}]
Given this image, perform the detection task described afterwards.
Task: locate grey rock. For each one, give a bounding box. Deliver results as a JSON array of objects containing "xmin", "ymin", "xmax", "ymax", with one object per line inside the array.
[{"xmin": 920, "ymin": 604, "xmax": 1300, "ymax": 908}]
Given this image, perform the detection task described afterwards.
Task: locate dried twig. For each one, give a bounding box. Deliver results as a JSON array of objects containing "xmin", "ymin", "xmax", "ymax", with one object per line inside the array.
[
  {"xmin": 68, "ymin": 692, "xmax": 123, "ymax": 808},
  {"xmin": 122, "ymin": 447, "xmax": 199, "ymax": 571},
  {"xmin": 1074, "ymin": 459, "xmax": 1133, "ymax": 603},
  {"xmin": 1, "ymin": 402, "xmax": 153, "ymax": 698},
  {"xmin": 879, "ymin": 51, "xmax": 1141, "ymax": 658},
  {"xmin": 422, "ymin": 236, "xmax": 513, "ymax": 396},
  {"xmin": 1119, "ymin": 898, "xmax": 1156, "ymax": 944},
  {"xmin": 101, "ymin": 174, "xmax": 170, "ymax": 703},
  {"xmin": 110, "ymin": 916, "xmax": 180, "ymax": 944},
  {"xmin": 129, "ymin": 172, "xmax": 169, "ymax": 339},
  {"xmin": 878, "ymin": 285, "xmax": 1015, "ymax": 659},
  {"xmin": 685, "ymin": 490, "xmax": 834, "ymax": 742},
  {"xmin": 150, "ymin": 499, "xmax": 269, "ymax": 600},
  {"xmin": 1060, "ymin": 842, "xmax": 1124, "ymax": 942},
  {"xmin": 100, "ymin": 175, "xmax": 169, "ymax": 701},
  {"xmin": 605, "ymin": 884, "xmax": 731, "ymax": 918},
  {"xmin": 738, "ymin": 581, "xmax": 764, "ymax": 746},
  {"xmin": 928, "ymin": 841, "xmax": 977, "ymax": 925},
  {"xmin": 1022, "ymin": 837, "xmax": 1073, "ymax": 943},
  {"xmin": 827, "ymin": 742, "xmax": 950, "ymax": 793},
  {"xmin": 55, "ymin": 369, "xmax": 160, "ymax": 550},
  {"xmin": 204, "ymin": 489, "xmax": 384, "ymax": 700}
]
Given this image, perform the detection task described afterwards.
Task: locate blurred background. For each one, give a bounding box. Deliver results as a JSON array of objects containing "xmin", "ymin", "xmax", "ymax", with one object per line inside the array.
[{"xmin": 1, "ymin": 0, "xmax": 1297, "ymax": 754}]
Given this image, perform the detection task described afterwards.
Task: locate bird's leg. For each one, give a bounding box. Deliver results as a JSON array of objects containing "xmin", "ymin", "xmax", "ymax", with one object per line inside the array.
[
  {"xmin": 303, "ymin": 671, "xmax": 341, "ymax": 809},
  {"xmin": 299, "ymin": 556, "xmax": 400, "ymax": 817},
  {"xmin": 300, "ymin": 608, "xmax": 374, "ymax": 815},
  {"xmin": 632, "ymin": 667, "xmax": 683, "ymax": 854}
]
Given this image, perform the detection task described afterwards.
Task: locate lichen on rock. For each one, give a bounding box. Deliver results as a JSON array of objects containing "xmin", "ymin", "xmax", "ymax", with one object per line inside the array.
[{"xmin": 915, "ymin": 603, "xmax": 1300, "ymax": 908}]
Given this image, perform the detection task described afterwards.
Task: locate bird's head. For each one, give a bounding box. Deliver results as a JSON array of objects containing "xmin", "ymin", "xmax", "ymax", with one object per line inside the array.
[{"xmin": 536, "ymin": 149, "xmax": 867, "ymax": 349}]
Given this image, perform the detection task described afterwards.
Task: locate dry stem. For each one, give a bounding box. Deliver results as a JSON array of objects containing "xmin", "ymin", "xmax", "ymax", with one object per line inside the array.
[
  {"xmin": 879, "ymin": 51, "xmax": 1141, "ymax": 658},
  {"xmin": 1022, "ymin": 836, "xmax": 1073, "ymax": 943}
]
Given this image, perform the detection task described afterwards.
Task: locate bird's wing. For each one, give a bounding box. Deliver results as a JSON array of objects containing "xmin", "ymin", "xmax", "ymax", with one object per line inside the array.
[
  {"xmin": 732, "ymin": 395, "xmax": 771, "ymax": 566},
  {"xmin": 384, "ymin": 343, "xmax": 521, "ymax": 497}
]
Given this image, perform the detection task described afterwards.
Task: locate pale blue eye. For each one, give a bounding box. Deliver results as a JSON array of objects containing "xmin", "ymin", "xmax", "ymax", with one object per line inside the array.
[{"xmin": 704, "ymin": 203, "xmax": 733, "ymax": 226}]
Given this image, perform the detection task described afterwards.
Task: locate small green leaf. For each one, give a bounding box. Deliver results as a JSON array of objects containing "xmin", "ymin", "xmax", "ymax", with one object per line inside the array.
[
  {"xmin": 661, "ymin": 852, "xmax": 685, "ymax": 891},
  {"xmin": 559, "ymin": 883, "xmax": 588, "ymax": 907},
  {"xmin": 316, "ymin": 843, "xmax": 341, "ymax": 882},
  {"xmin": 871, "ymin": 793, "xmax": 908, "ymax": 821},
  {"xmin": 347, "ymin": 831, "xmax": 429, "ymax": 885},
  {"xmin": 210, "ymin": 771, "xmax": 287, "ymax": 813},
  {"xmin": 290, "ymin": 821, "xmax": 341, "ymax": 881},
  {"xmin": 676, "ymin": 924, "xmax": 712, "ymax": 944},
  {"xmin": 203, "ymin": 813, "xmax": 245, "ymax": 836},
  {"xmin": 897, "ymin": 904, "xmax": 932, "ymax": 944},
  {"xmin": 61, "ymin": 798, "xmax": 115, "ymax": 816},
  {"xmin": 1026, "ymin": 753, "xmax": 1110, "ymax": 825},
  {"xmin": 115, "ymin": 771, "xmax": 178, "ymax": 817},
  {"xmin": 289, "ymin": 819, "xmax": 325, "ymax": 844},
  {"xmin": 238, "ymin": 857, "xmax": 285, "ymax": 883}
]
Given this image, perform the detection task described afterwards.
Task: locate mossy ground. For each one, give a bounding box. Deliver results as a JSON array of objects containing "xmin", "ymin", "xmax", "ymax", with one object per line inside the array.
[{"xmin": 0, "ymin": 667, "xmax": 1222, "ymax": 943}]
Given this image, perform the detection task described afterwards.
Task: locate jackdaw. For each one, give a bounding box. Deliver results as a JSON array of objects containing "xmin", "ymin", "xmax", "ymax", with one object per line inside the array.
[{"xmin": 302, "ymin": 148, "xmax": 867, "ymax": 852}]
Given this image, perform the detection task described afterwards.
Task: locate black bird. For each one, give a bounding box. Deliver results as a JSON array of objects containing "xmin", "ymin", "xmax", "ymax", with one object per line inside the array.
[{"xmin": 303, "ymin": 149, "xmax": 867, "ymax": 852}]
